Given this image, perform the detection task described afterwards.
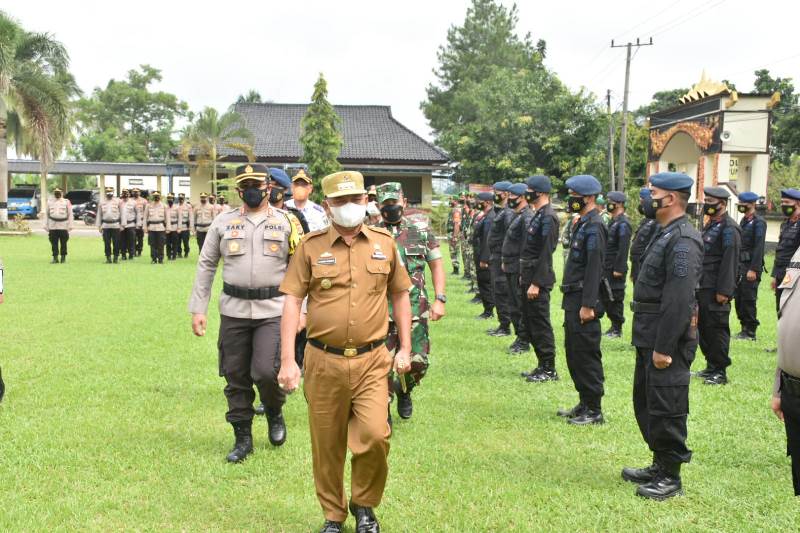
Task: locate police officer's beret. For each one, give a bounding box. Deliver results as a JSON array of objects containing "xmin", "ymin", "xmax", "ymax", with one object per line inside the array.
[
  {"xmin": 565, "ymin": 175, "xmax": 602, "ymax": 196},
  {"xmin": 780, "ymin": 188, "xmax": 800, "ymax": 200},
  {"xmin": 525, "ymin": 175, "xmax": 551, "ymax": 193},
  {"xmin": 607, "ymin": 191, "xmax": 627, "ymax": 203},
  {"xmin": 477, "ymin": 192, "xmax": 494, "ymax": 201},
  {"xmin": 639, "ymin": 187, "xmax": 651, "ymax": 198},
  {"xmin": 269, "ymin": 167, "xmax": 292, "ymax": 189},
  {"xmin": 649, "ymin": 172, "xmax": 693, "ymax": 192},
  {"xmin": 507, "ymin": 183, "xmax": 528, "ymax": 196},
  {"xmin": 234, "ymin": 164, "xmax": 269, "ymax": 184},
  {"xmin": 738, "ymin": 191, "xmax": 759, "ymax": 203},
  {"xmin": 493, "ymin": 181, "xmax": 512, "ymax": 192},
  {"xmin": 704, "ymin": 186, "xmax": 730, "ymax": 200}
]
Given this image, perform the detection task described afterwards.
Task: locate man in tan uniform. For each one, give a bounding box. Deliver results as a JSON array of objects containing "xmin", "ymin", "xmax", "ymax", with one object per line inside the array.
[
  {"xmin": 96, "ymin": 186, "xmax": 122, "ymax": 263},
  {"xmin": 119, "ymin": 189, "xmax": 139, "ymax": 260},
  {"xmin": 44, "ymin": 187, "xmax": 73, "ymax": 263},
  {"xmin": 194, "ymin": 192, "xmax": 216, "ymax": 251},
  {"xmin": 278, "ymin": 171, "xmax": 412, "ymax": 533},
  {"xmin": 190, "ymin": 164, "xmax": 302, "ymax": 463},
  {"xmin": 132, "ymin": 188, "xmax": 147, "ymax": 256},
  {"xmin": 144, "ymin": 191, "xmax": 167, "ymax": 264},
  {"xmin": 177, "ymin": 193, "xmax": 194, "ymax": 257}
]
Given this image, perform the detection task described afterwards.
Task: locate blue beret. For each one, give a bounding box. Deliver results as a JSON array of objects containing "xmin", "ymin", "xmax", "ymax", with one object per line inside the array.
[
  {"xmin": 639, "ymin": 187, "xmax": 651, "ymax": 199},
  {"xmin": 493, "ymin": 181, "xmax": 512, "ymax": 192},
  {"xmin": 525, "ymin": 175, "xmax": 551, "ymax": 193},
  {"xmin": 704, "ymin": 186, "xmax": 729, "ymax": 200},
  {"xmin": 477, "ymin": 191, "xmax": 494, "ymax": 201},
  {"xmin": 781, "ymin": 188, "xmax": 800, "ymax": 200},
  {"xmin": 607, "ymin": 191, "xmax": 626, "ymax": 203},
  {"xmin": 269, "ymin": 167, "xmax": 292, "ymax": 189},
  {"xmin": 738, "ymin": 191, "xmax": 759, "ymax": 203},
  {"xmin": 565, "ymin": 175, "xmax": 602, "ymax": 196},
  {"xmin": 508, "ymin": 183, "xmax": 528, "ymax": 196},
  {"xmin": 649, "ymin": 172, "xmax": 693, "ymax": 192}
]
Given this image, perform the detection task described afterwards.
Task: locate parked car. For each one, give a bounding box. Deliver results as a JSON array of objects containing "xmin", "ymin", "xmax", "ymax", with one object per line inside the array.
[
  {"xmin": 67, "ymin": 190, "xmax": 99, "ymax": 221},
  {"xmin": 7, "ymin": 186, "xmax": 40, "ymax": 218}
]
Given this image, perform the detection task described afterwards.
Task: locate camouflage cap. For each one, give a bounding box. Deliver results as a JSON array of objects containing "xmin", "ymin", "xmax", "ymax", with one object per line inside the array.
[{"xmin": 376, "ymin": 182, "xmax": 403, "ymax": 203}]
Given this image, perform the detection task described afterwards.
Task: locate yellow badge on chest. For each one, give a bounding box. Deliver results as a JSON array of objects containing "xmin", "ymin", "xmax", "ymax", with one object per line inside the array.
[
  {"xmin": 229, "ymin": 241, "xmax": 240, "ymax": 253},
  {"xmin": 321, "ymin": 279, "xmax": 332, "ymax": 289},
  {"xmin": 270, "ymin": 243, "xmax": 279, "ymax": 252}
]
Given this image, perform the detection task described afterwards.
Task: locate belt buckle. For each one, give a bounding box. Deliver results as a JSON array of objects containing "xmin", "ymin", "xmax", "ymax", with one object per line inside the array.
[{"xmin": 343, "ymin": 346, "xmax": 357, "ymax": 357}]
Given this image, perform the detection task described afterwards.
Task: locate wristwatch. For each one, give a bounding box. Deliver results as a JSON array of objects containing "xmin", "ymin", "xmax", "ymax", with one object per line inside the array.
[{"xmin": 435, "ymin": 294, "xmax": 447, "ymax": 303}]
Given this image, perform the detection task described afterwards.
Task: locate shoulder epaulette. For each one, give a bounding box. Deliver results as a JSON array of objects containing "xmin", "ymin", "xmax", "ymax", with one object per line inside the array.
[{"xmin": 367, "ymin": 225, "xmax": 393, "ymax": 237}]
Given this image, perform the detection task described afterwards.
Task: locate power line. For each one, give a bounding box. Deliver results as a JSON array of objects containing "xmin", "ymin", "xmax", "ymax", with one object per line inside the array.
[
  {"xmin": 649, "ymin": 0, "xmax": 729, "ymax": 38},
  {"xmin": 611, "ymin": 0, "xmax": 685, "ymax": 41}
]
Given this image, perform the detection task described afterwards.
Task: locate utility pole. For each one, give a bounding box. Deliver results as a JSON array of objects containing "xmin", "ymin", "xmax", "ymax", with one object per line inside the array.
[
  {"xmin": 611, "ymin": 37, "xmax": 653, "ymax": 193},
  {"xmin": 607, "ymin": 89, "xmax": 615, "ymax": 191}
]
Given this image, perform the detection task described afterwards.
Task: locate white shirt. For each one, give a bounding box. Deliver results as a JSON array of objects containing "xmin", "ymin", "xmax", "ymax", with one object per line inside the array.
[{"xmin": 285, "ymin": 199, "xmax": 329, "ymax": 232}]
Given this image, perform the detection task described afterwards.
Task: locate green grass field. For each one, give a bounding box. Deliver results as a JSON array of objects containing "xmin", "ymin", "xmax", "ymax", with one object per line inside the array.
[{"xmin": 0, "ymin": 235, "xmax": 796, "ymax": 531}]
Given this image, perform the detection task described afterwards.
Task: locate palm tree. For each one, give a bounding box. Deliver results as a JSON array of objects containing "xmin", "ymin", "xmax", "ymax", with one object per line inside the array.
[
  {"xmin": 179, "ymin": 107, "xmax": 255, "ymax": 196},
  {"xmin": 235, "ymin": 90, "xmax": 263, "ymax": 104},
  {"xmin": 0, "ymin": 12, "xmax": 74, "ymax": 224}
]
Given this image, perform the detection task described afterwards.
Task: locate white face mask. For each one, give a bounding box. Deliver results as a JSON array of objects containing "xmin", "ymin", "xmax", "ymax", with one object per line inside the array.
[
  {"xmin": 329, "ymin": 202, "xmax": 366, "ymax": 228},
  {"xmin": 366, "ymin": 201, "xmax": 381, "ymax": 217}
]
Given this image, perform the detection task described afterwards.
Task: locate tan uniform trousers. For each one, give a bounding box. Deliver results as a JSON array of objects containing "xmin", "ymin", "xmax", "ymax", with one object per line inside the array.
[{"xmin": 303, "ymin": 342, "xmax": 393, "ymax": 522}]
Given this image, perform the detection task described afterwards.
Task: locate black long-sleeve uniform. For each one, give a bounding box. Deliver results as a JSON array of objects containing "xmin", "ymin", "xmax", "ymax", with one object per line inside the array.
[
  {"xmin": 488, "ymin": 206, "xmax": 515, "ymax": 329},
  {"xmin": 734, "ymin": 213, "xmax": 767, "ymax": 333},
  {"xmin": 502, "ymin": 206, "xmax": 534, "ymax": 341},
  {"xmin": 473, "ymin": 209, "xmax": 495, "ymax": 314},
  {"xmin": 772, "ymin": 217, "xmax": 800, "ymax": 315},
  {"xmin": 600, "ymin": 213, "xmax": 632, "ymax": 329},
  {"xmin": 630, "ymin": 219, "xmax": 659, "ymax": 283}
]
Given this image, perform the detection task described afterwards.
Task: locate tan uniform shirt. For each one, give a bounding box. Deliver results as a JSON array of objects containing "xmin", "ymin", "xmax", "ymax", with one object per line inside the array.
[
  {"xmin": 214, "ymin": 203, "xmax": 225, "ymax": 217},
  {"xmin": 188, "ymin": 207, "xmax": 295, "ymax": 319},
  {"xmin": 120, "ymin": 199, "xmax": 139, "ymax": 229},
  {"xmin": 134, "ymin": 197, "xmax": 147, "ymax": 228},
  {"xmin": 776, "ymin": 247, "xmax": 800, "ymax": 392},
  {"xmin": 143, "ymin": 202, "xmax": 167, "ymax": 232},
  {"xmin": 280, "ymin": 224, "xmax": 412, "ymax": 348},
  {"xmin": 177, "ymin": 202, "xmax": 194, "ymax": 231},
  {"xmin": 166, "ymin": 204, "xmax": 179, "ymax": 232},
  {"xmin": 96, "ymin": 198, "xmax": 122, "ymax": 229},
  {"xmin": 45, "ymin": 198, "xmax": 73, "ymax": 231},
  {"xmin": 194, "ymin": 204, "xmax": 216, "ymax": 233}
]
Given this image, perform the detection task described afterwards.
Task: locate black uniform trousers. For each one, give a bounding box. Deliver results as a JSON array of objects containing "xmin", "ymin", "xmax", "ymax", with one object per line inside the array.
[
  {"xmin": 102, "ymin": 228, "xmax": 120, "ymax": 259},
  {"xmin": 697, "ymin": 288, "xmax": 732, "ymax": 373},
  {"xmin": 196, "ymin": 231, "xmax": 208, "ymax": 253},
  {"xmin": 148, "ymin": 231, "xmax": 166, "ymax": 262},
  {"xmin": 218, "ymin": 315, "xmax": 285, "ymax": 423},
  {"xmin": 135, "ymin": 228, "xmax": 144, "ymax": 255},
  {"xmin": 489, "ymin": 258, "xmax": 511, "ymax": 328},
  {"xmin": 506, "ymin": 272, "xmax": 530, "ymax": 341},
  {"xmin": 520, "ymin": 285, "xmax": 556, "ymax": 369},
  {"xmin": 633, "ymin": 345, "xmax": 694, "ymax": 466},
  {"xmin": 780, "ymin": 374, "xmax": 800, "ymax": 495},
  {"xmin": 166, "ymin": 231, "xmax": 179, "ymax": 259},
  {"xmin": 178, "ymin": 230, "xmax": 191, "ymax": 257},
  {"xmin": 48, "ymin": 230, "xmax": 69, "ymax": 258},
  {"xmin": 563, "ymin": 294, "xmax": 604, "ymax": 410},
  {"xmin": 120, "ymin": 227, "xmax": 136, "ymax": 258},
  {"xmin": 600, "ymin": 279, "xmax": 626, "ymax": 329},
  {"xmin": 734, "ymin": 274, "xmax": 760, "ymax": 332},
  {"xmin": 475, "ymin": 259, "xmax": 494, "ymax": 314}
]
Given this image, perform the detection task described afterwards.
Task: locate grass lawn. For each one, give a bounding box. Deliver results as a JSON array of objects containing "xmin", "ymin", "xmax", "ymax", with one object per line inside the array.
[{"xmin": 0, "ymin": 234, "xmax": 796, "ymax": 531}]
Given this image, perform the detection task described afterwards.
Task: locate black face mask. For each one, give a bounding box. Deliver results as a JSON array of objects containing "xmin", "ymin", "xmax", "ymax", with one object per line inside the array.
[
  {"xmin": 782, "ymin": 205, "xmax": 797, "ymax": 217},
  {"xmin": 641, "ymin": 199, "xmax": 657, "ymax": 219},
  {"xmin": 380, "ymin": 204, "xmax": 404, "ymax": 224},
  {"xmin": 167, "ymin": 200, "xmax": 174, "ymax": 206},
  {"xmin": 133, "ymin": 193, "xmax": 139, "ymax": 198},
  {"xmin": 200, "ymin": 199, "xmax": 207, "ymax": 204},
  {"xmin": 55, "ymin": 193, "xmax": 62, "ymax": 199},
  {"xmin": 153, "ymin": 196, "xmax": 161, "ymax": 202},
  {"xmin": 703, "ymin": 202, "xmax": 720, "ymax": 216},
  {"xmin": 651, "ymin": 194, "xmax": 671, "ymax": 212},
  {"xmin": 242, "ymin": 186, "xmax": 267, "ymax": 208},
  {"xmin": 269, "ymin": 188, "xmax": 284, "ymax": 204},
  {"xmin": 507, "ymin": 197, "xmax": 521, "ymax": 209},
  {"xmin": 567, "ymin": 196, "xmax": 586, "ymax": 213},
  {"xmin": 525, "ymin": 191, "xmax": 539, "ymax": 203},
  {"xmin": 494, "ymin": 194, "xmax": 503, "ymax": 204},
  {"xmin": 606, "ymin": 203, "xmax": 617, "ymax": 212},
  {"xmin": 106, "ymin": 194, "xmax": 113, "ymax": 199},
  {"xmin": 737, "ymin": 204, "xmax": 749, "ymax": 214}
]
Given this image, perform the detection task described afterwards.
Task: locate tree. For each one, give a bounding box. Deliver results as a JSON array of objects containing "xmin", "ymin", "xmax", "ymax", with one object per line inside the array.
[
  {"xmin": 768, "ymin": 155, "xmax": 800, "ymax": 210},
  {"xmin": 300, "ymin": 73, "xmax": 342, "ymax": 184},
  {"xmin": 179, "ymin": 107, "xmax": 254, "ymax": 196},
  {"xmin": 72, "ymin": 65, "xmax": 188, "ymax": 163},
  {"xmin": 236, "ymin": 90, "xmax": 263, "ymax": 104},
  {"xmin": 0, "ymin": 11, "xmax": 75, "ymax": 224},
  {"xmin": 754, "ymin": 69, "xmax": 800, "ymax": 163},
  {"xmin": 633, "ymin": 88, "xmax": 689, "ymax": 120}
]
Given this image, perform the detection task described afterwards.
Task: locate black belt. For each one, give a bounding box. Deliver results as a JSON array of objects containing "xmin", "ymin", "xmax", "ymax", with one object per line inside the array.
[
  {"xmin": 196, "ymin": 223, "xmax": 211, "ymax": 228},
  {"xmin": 308, "ymin": 338, "xmax": 385, "ymax": 357},
  {"xmin": 782, "ymin": 371, "xmax": 800, "ymax": 398},
  {"xmin": 630, "ymin": 301, "xmax": 660, "ymax": 313},
  {"xmin": 222, "ymin": 282, "xmax": 281, "ymax": 300},
  {"xmin": 560, "ymin": 281, "xmax": 583, "ymax": 293},
  {"xmin": 103, "ymin": 219, "xmax": 121, "ymax": 223},
  {"xmin": 48, "ymin": 216, "xmax": 68, "ymax": 221},
  {"xmin": 148, "ymin": 221, "xmax": 164, "ymax": 226}
]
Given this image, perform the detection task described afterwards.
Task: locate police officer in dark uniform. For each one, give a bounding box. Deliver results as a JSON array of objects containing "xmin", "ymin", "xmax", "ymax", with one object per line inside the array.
[
  {"xmin": 557, "ymin": 175, "xmax": 607, "ymax": 425},
  {"xmin": 473, "ymin": 191, "xmax": 495, "ymax": 320},
  {"xmin": 502, "ymin": 183, "xmax": 534, "ymax": 353},
  {"xmin": 600, "ymin": 191, "xmax": 632, "ymax": 338},
  {"xmin": 519, "ymin": 176, "xmax": 560, "ymax": 382},
  {"xmin": 734, "ymin": 191, "xmax": 767, "ymax": 341},
  {"xmin": 771, "ymin": 188, "xmax": 800, "ymax": 315},
  {"xmin": 630, "ymin": 188, "xmax": 659, "ymax": 283},
  {"xmin": 487, "ymin": 181, "xmax": 514, "ymax": 337},
  {"xmin": 622, "ymin": 172, "xmax": 702, "ymax": 501},
  {"xmin": 695, "ymin": 186, "xmax": 741, "ymax": 386}
]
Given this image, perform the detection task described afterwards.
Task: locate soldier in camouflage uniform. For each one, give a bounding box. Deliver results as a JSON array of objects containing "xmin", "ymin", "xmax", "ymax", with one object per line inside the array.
[
  {"xmin": 447, "ymin": 198, "xmax": 462, "ymax": 275},
  {"xmin": 461, "ymin": 196, "xmax": 477, "ymax": 291},
  {"xmin": 377, "ymin": 182, "xmax": 447, "ymax": 422}
]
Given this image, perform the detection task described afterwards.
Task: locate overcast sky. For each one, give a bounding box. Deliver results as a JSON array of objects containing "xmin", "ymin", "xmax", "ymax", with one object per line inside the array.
[{"xmin": 8, "ymin": 0, "xmax": 799, "ymax": 143}]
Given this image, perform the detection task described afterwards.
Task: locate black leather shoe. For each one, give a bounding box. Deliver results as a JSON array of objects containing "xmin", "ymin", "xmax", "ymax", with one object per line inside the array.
[
  {"xmin": 509, "ymin": 341, "xmax": 530, "ymax": 354},
  {"xmin": 266, "ymin": 408, "xmax": 287, "ymax": 446},
  {"xmin": 469, "ymin": 296, "xmax": 482, "ymax": 304},
  {"xmin": 51, "ymin": 257, "xmax": 59, "ymax": 264},
  {"xmin": 476, "ymin": 312, "xmax": 493, "ymax": 320},
  {"xmin": 568, "ymin": 409, "xmax": 604, "ymax": 425},
  {"xmin": 226, "ymin": 421, "xmax": 253, "ymax": 463},
  {"xmin": 105, "ymin": 257, "xmax": 112, "ymax": 264},
  {"xmin": 113, "ymin": 256, "xmax": 119, "ymax": 263},
  {"xmin": 621, "ymin": 463, "xmax": 659, "ymax": 484},
  {"xmin": 254, "ymin": 403, "xmax": 265, "ymax": 416},
  {"xmin": 703, "ymin": 372, "xmax": 728, "ymax": 386},
  {"xmin": 526, "ymin": 368, "xmax": 559, "ymax": 382},
  {"xmin": 603, "ymin": 327, "xmax": 622, "ymax": 338},
  {"xmin": 319, "ymin": 520, "xmax": 343, "ymax": 533},
  {"xmin": 0, "ymin": 366, "xmax": 5, "ymax": 403},
  {"xmin": 397, "ymin": 391, "xmax": 413, "ymax": 419},
  {"xmin": 349, "ymin": 501, "xmax": 380, "ymax": 533},
  {"xmin": 521, "ymin": 367, "xmax": 539, "ymax": 378},
  {"xmin": 557, "ymin": 403, "xmax": 586, "ymax": 418},
  {"xmin": 735, "ymin": 330, "xmax": 756, "ymax": 341},
  {"xmin": 488, "ymin": 327, "xmax": 511, "ymax": 337},
  {"xmin": 60, "ymin": 256, "xmax": 66, "ymax": 263},
  {"xmin": 636, "ymin": 470, "xmax": 683, "ymax": 500},
  {"xmin": 692, "ymin": 367, "xmax": 714, "ymax": 379}
]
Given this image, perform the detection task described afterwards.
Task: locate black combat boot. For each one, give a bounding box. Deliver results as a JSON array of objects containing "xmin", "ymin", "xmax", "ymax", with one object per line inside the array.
[
  {"xmin": 636, "ymin": 462, "xmax": 683, "ymax": 500},
  {"xmin": 226, "ymin": 420, "xmax": 253, "ymax": 463},
  {"xmin": 51, "ymin": 256, "xmax": 59, "ymax": 264},
  {"xmin": 319, "ymin": 520, "xmax": 343, "ymax": 533},
  {"xmin": 476, "ymin": 311, "xmax": 493, "ymax": 320},
  {"xmin": 703, "ymin": 372, "xmax": 728, "ymax": 385},
  {"xmin": 349, "ymin": 501, "xmax": 380, "ymax": 533},
  {"xmin": 113, "ymin": 256, "xmax": 119, "ymax": 263},
  {"xmin": 526, "ymin": 367, "xmax": 558, "ymax": 382},
  {"xmin": 604, "ymin": 326, "xmax": 622, "ymax": 338},
  {"xmin": 557, "ymin": 402, "xmax": 586, "ymax": 418},
  {"xmin": 254, "ymin": 403, "xmax": 265, "ymax": 416},
  {"xmin": 105, "ymin": 256, "xmax": 112, "ymax": 264},
  {"xmin": 621, "ymin": 459, "xmax": 659, "ymax": 484},
  {"xmin": 121, "ymin": 253, "xmax": 127, "ymax": 261},
  {"xmin": 735, "ymin": 329, "xmax": 756, "ymax": 341},
  {"xmin": 266, "ymin": 407, "xmax": 287, "ymax": 446},
  {"xmin": 508, "ymin": 339, "xmax": 531, "ymax": 354},
  {"xmin": 487, "ymin": 325, "xmax": 511, "ymax": 337},
  {"xmin": 60, "ymin": 255, "xmax": 66, "ymax": 263},
  {"xmin": 568, "ymin": 408, "xmax": 605, "ymax": 426},
  {"xmin": 393, "ymin": 378, "xmax": 414, "ymax": 419},
  {"xmin": 693, "ymin": 367, "xmax": 714, "ymax": 379}
]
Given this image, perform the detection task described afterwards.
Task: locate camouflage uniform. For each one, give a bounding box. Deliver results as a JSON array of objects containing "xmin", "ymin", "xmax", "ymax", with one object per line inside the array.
[
  {"xmin": 461, "ymin": 204, "xmax": 475, "ymax": 281},
  {"xmin": 377, "ymin": 183, "xmax": 442, "ymax": 393},
  {"xmin": 447, "ymin": 203, "xmax": 462, "ymax": 273}
]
